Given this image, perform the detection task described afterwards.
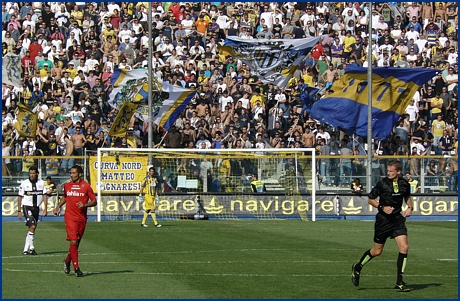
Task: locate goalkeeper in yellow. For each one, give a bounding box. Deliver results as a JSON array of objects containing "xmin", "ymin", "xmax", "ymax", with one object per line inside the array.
[{"xmin": 138, "ymin": 167, "xmax": 162, "ymax": 228}]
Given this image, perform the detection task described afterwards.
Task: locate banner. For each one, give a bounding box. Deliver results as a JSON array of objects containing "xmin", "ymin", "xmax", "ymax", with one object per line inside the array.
[
  {"xmin": 14, "ymin": 103, "xmax": 38, "ymax": 138},
  {"xmin": 108, "ymin": 69, "xmax": 195, "ymax": 130},
  {"xmin": 152, "ymin": 82, "xmax": 197, "ymax": 131},
  {"xmin": 219, "ymin": 37, "xmax": 320, "ymax": 89},
  {"xmin": 4, "ymin": 194, "xmax": 456, "ymax": 217},
  {"xmin": 2, "ymin": 53, "xmax": 22, "ymax": 87},
  {"xmin": 108, "ymin": 69, "xmax": 150, "ymax": 108},
  {"xmin": 108, "ymin": 102, "xmax": 139, "ymax": 137},
  {"xmin": 310, "ymin": 64, "xmax": 439, "ymax": 139},
  {"xmin": 88, "ymin": 155, "xmax": 149, "ymax": 193}
]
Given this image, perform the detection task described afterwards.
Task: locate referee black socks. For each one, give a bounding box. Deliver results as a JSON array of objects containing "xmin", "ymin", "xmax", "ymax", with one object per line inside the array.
[{"xmin": 357, "ymin": 249, "xmax": 374, "ymax": 271}]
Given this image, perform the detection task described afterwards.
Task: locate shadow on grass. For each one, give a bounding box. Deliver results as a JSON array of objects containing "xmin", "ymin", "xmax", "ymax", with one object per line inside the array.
[
  {"xmin": 39, "ymin": 251, "xmax": 69, "ymax": 255},
  {"xmin": 356, "ymin": 283, "xmax": 442, "ymax": 291},
  {"xmin": 82, "ymin": 270, "xmax": 135, "ymax": 277},
  {"xmin": 405, "ymin": 283, "xmax": 442, "ymax": 290}
]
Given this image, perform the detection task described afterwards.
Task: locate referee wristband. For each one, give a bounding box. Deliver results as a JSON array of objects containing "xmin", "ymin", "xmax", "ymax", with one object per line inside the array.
[{"xmin": 378, "ymin": 204, "xmax": 384, "ymax": 212}]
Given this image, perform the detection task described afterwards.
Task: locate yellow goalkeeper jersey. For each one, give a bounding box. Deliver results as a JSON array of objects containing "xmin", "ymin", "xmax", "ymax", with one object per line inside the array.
[{"xmin": 141, "ymin": 176, "xmax": 157, "ymax": 196}]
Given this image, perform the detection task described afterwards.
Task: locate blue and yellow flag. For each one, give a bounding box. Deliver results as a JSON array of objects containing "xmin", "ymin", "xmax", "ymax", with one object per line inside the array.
[
  {"xmin": 219, "ymin": 37, "xmax": 320, "ymax": 89},
  {"xmin": 108, "ymin": 69, "xmax": 156, "ymax": 108},
  {"xmin": 14, "ymin": 103, "xmax": 38, "ymax": 138},
  {"xmin": 152, "ymin": 82, "xmax": 196, "ymax": 131},
  {"xmin": 108, "ymin": 102, "xmax": 139, "ymax": 137},
  {"xmin": 310, "ymin": 64, "xmax": 439, "ymax": 139}
]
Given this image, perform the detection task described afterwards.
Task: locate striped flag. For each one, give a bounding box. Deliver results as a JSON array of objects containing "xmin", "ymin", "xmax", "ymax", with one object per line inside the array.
[
  {"xmin": 152, "ymin": 82, "xmax": 196, "ymax": 131},
  {"xmin": 108, "ymin": 69, "xmax": 195, "ymax": 131},
  {"xmin": 14, "ymin": 103, "xmax": 38, "ymax": 138}
]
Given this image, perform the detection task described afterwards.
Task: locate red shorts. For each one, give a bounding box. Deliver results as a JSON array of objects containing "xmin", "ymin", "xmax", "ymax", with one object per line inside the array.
[{"xmin": 65, "ymin": 220, "xmax": 87, "ymax": 241}]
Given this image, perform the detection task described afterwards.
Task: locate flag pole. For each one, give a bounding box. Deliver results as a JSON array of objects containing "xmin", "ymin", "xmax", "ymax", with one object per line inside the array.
[
  {"xmin": 156, "ymin": 130, "xmax": 169, "ymax": 148},
  {"xmin": 366, "ymin": 2, "xmax": 373, "ymax": 192},
  {"xmin": 148, "ymin": 2, "xmax": 153, "ymax": 152}
]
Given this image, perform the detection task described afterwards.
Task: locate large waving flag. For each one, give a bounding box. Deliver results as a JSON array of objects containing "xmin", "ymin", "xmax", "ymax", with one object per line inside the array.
[
  {"xmin": 310, "ymin": 64, "xmax": 439, "ymax": 139},
  {"xmin": 2, "ymin": 53, "xmax": 22, "ymax": 87},
  {"xmin": 152, "ymin": 82, "xmax": 196, "ymax": 131},
  {"xmin": 219, "ymin": 37, "xmax": 320, "ymax": 89},
  {"xmin": 108, "ymin": 69, "xmax": 195, "ymax": 131},
  {"xmin": 108, "ymin": 69, "xmax": 163, "ymax": 108},
  {"xmin": 108, "ymin": 102, "xmax": 139, "ymax": 137},
  {"xmin": 14, "ymin": 103, "xmax": 38, "ymax": 138}
]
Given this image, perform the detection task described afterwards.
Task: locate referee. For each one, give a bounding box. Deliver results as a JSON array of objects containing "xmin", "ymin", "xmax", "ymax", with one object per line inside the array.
[
  {"xmin": 18, "ymin": 166, "xmax": 48, "ymax": 255},
  {"xmin": 351, "ymin": 159, "xmax": 413, "ymax": 292}
]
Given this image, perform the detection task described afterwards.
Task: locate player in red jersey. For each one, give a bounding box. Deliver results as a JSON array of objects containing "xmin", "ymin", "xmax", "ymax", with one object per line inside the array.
[{"xmin": 53, "ymin": 165, "xmax": 96, "ymax": 277}]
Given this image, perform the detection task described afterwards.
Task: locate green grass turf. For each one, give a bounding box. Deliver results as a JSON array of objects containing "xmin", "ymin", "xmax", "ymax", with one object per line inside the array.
[{"xmin": 2, "ymin": 220, "xmax": 457, "ymax": 299}]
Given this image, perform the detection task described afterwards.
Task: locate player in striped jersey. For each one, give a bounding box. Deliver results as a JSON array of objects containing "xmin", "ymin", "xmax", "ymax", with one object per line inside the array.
[
  {"xmin": 18, "ymin": 166, "xmax": 48, "ymax": 255},
  {"xmin": 138, "ymin": 167, "xmax": 162, "ymax": 228}
]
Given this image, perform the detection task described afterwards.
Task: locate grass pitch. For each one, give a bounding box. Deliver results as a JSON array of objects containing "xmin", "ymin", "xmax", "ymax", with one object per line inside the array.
[{"xmin": 2, "ymin": 219, "xmax": 457, "ymax": 299}]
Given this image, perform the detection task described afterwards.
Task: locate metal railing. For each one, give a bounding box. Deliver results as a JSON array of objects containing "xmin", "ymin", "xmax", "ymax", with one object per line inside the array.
[{"xmin": 2, "ymin": 154, "xmax": 457, "ymax": 194}]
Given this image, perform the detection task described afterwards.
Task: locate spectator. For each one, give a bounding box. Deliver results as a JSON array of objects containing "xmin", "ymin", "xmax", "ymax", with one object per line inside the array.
[{"xmin": 439, "ymin": 129, "xmax": 454, "ymax": 154}]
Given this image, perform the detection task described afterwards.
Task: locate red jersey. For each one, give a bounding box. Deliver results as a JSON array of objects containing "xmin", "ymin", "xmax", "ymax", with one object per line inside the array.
[
  {"xmin": 63, "ymin": 180, "xmax": 96, "ymax": 222},
  {"xmin": 28, "ymin": 42, "xmax": 43, "ymax": 62},
  {"xmin": 21, "ymin": 56, "xmax": 34, "ymax": 69},
  {"xmin": 311, "ymin": 44, "xmax": 324, "ymax": 60}
]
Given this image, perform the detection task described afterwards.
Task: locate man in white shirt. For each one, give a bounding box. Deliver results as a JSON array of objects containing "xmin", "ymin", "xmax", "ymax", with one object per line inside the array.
[
  {"xmin": 181, "ymin": 14, "xmax": 194, "ymax": 32},
  {"xmin": 175, "ymin": 40, "xmax": 187, "ymax": 56},
  {"xmin": 445, "ymin": 67, "xmax": 458, "ymax": 95},
  {"xmin": 446, "ymin": 48, "xmax": 458, "ymax": 66},
  {"xmin": 405, "ymin": 27, "xmax": 419, "ymax": 42},
  {"xmin": 414, "ymin": 36, "xmax": 427, "ymax": 51},
  {"xmin": 260, "ymin": 5, "xmax": 274, "ymax": 30},
  {"xmin": 216, "ymin": 11, "xmax": 229, "ymax": 29},
  {"xmin": 410, "ymin": 138, "xmax": 427, "ymax": 155},
  {"xmin": 220, "ymin": 90, "xmax": 234, "ymax": 112},
  {"xmin": 405, "ymin": 98, "xmax": 419, "ymax": 133},
  {"xmin": 107, "ymin": 2, "xmax": 120, "ymax": 14},
  {"xmin": 85, "ymin": 54, "xmax": 99, "ymax": 71},
  {"xmin": 300, "ymin": 10, "xmax": 315, "ymax": 28},
  {"xmin": 118, "ymin": 24, "xmax": 131, "ymax": 42},
  {"xmin": 342, "ymin": 3, "xmax": 359, "ymax": 18},
  {"xmin": 316, "ymin": 127, "xmax": 331, "ymax": 144},
  {"xmin": 237, "ymin": 92, "xmax": 250, "ymax": 109}
]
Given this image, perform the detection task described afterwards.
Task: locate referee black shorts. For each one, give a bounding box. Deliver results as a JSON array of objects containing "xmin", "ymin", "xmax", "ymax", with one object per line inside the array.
[
  {"xmin": 22, "ymin": 205, "xmax": 39, "ymax": 228},
  {"xmin": 373, "ymin": 212, "xmax": 407, "ymax": 244}
]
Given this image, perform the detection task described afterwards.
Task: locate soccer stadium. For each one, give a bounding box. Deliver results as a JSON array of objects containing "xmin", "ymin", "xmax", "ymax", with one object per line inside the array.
[{"xmin": 1, "ymin": 2, "xmax": 458, "ymax": 298}]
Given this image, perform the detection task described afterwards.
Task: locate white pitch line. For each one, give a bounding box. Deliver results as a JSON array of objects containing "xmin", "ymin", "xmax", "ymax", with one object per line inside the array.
[
  {"xmin": 3, "ymin": 247, "xmax": 456, "ymax": 259},
  {"xmin": 3, "ymin": 258, "xmax": 456, "ymax": 265},
  {"xmin": 2, "ymin": 269, "xmax": 458, "ymax": 278}
]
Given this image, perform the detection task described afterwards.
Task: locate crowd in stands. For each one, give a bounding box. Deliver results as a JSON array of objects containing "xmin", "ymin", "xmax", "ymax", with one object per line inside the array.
[{"xmin": 1, "ymin": 2, "xmax": 458, "ymax": 190}]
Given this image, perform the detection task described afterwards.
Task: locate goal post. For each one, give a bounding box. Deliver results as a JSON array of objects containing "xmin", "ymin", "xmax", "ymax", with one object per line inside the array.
[{"xmin": 95, "ymin": 148, "xmax": 317, "ymax": 222}]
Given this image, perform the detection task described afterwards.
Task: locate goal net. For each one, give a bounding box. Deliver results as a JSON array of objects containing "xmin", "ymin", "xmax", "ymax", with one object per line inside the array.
[{"xmin": 93, "ymin": 148, "xmax": 317, "ymax": 222}]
